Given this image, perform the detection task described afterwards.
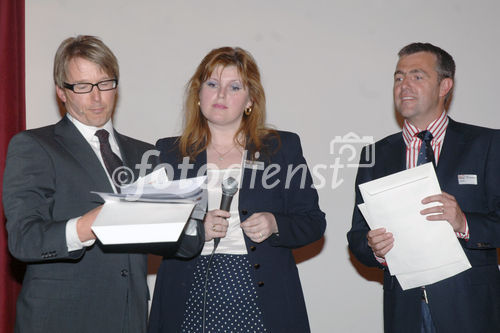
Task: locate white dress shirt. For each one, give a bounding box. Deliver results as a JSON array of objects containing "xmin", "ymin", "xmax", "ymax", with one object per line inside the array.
[{"xmin": 65, "ymin": 113, "xmax": 122, "ymax": 251}]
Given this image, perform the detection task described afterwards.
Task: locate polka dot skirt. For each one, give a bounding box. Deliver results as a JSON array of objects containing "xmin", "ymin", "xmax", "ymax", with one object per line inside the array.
[{"xmin": 181, "ymin": 254, "xmax": 267, "ymax": 333}]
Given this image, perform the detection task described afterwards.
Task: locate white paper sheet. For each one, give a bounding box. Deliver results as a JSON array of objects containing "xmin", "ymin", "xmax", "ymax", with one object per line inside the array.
[
  {"xmin": 358, "ymin": 163, "xmax": 471, "ymax": 289},
  {"xmin": 91, "ymin": 169, "xmax": 207, "ymax": 244},
  {"xmin": 396, "ymin": 259, "xmax": 472, "ymax": 290},
  {"xmin": 92, "ymin": 201, "xmax": 196, "ymax": 244}
]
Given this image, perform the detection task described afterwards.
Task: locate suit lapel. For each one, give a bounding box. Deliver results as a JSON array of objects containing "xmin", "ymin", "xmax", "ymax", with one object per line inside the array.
[
  {"xmin": 114, "ymin": 130, "xmax": 134, "ymax": 168},
  {"xmin": 114, "ymin": 131, "xmax": 144, "ymax": 186},
  {"xmin": 54, "ymin": 116, "xmax": 113, "ymax": 193},
  {"xmin": 435, "ymin": 118, "xmax": 466, "ymax": 187},
  {"xmin": 384, "ymin": 134, "xmax": 406, "ymax": 176}
]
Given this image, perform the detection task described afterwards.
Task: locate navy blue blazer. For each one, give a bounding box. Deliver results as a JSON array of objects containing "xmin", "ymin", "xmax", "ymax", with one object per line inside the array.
[
  {"xmin": 347, "ymin": 118, "xmax": 500, "ymax": 333},
  {"xmin": 148, "ymin": 131, "xmax": 326, "ymax": 333}
]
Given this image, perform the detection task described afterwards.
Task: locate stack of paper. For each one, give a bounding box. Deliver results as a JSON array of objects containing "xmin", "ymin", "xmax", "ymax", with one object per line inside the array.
[
  {"xmin": 358, "ymin": 163, "xmax": 471, "ymax": 290},
  {"xmin": 91, "ymin": 169, "xmax": 207, "ymax": 244}
]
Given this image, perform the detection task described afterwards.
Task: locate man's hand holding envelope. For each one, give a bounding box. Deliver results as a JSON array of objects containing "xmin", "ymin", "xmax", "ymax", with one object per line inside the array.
[
  {"xmin": 368, "ymin": 191, "xmax": 467, "ymax": 258},
  {"xmin": 358, "ymin": 162, "xmax": 471, "ymax": 290}
]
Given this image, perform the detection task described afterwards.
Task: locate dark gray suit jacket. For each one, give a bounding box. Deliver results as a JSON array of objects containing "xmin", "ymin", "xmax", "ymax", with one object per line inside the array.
[{"xmin": 2, "ymin": 116, "xmax": 203, "ymax": 333}]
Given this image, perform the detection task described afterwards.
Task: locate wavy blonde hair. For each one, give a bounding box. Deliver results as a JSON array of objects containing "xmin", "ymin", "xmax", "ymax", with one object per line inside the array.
[{"xmin": 178, "ymin": 47, "xmax": 278, "ymax": 160}]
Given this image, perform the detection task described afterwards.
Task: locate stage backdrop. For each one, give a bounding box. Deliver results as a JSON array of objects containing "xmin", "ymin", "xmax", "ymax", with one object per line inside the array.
[{"xmin": 25, "ymin": 1, "xmax": 500, "ymax": 332}]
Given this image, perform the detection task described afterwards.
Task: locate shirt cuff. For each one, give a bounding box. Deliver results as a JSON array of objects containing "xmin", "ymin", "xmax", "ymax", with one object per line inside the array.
[
  {"xmin": 374, "ymin": 253, "xmax": 388, "ymax": 266},
  {"xmin": 455, "ymin": 213, "xmax": 470, "ymax": 240},
  {"xmin": 66, "ymin": 217, "xmax": 96, "ymax": 252}
]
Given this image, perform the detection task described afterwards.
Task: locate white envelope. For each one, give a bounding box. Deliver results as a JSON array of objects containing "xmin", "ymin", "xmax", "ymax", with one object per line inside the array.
[
  {"xmin": 358, "ymin": 202, "xmax": 462, "ymax": 276},
  {"xmin": 396, "ymin": 259, "xmax": 471, "ymax": 290},
  {"xmin": 358, "ymin": 163, "xmax": 471, "ymax": 289},
  {"xmin": 91, "ymin": 170, "xmax": 206, "ymax": 245},
  {"xmin": 91, "ymin": 201, "xmax": 196, "ymax": 244}
]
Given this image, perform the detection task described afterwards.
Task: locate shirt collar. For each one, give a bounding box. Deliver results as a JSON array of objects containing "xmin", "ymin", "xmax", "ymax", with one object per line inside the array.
[
  {"xmin": 402, "ymin": 111, "xmax": 449, "ymax": 148},
  {"xmin": 66, "ymin": 113, "xmax": 116, "ymax": 144}
]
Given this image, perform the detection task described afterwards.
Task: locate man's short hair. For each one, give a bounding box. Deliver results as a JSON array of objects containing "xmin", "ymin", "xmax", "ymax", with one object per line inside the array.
[
  {"xmin": 398, "ymin": 42, "xmax": 455, "ymax": 82},
  {"xmin": 53, "ymin": 35, "xmax": 119, "ymax": 88}
]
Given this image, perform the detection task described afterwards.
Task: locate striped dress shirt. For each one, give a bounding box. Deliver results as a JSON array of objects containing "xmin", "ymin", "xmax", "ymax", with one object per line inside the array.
[
  {"xmin": 374, "ymin": 111, "xmax": 469, "ymax": 266},
  {"xmin": 402, "ymin": 111, "xmax": 469, "ymax": 239}
]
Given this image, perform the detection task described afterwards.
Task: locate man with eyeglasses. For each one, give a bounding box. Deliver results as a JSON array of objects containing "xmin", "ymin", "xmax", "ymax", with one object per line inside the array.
[{"xmin": 2, "ymin": 35, "xmax": 203, "ymax": 333}]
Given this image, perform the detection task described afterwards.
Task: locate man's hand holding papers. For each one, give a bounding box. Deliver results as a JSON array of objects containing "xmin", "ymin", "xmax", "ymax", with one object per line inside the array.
[
  {"xmin": 367, "ymin": 228, "xmax": 393, "ymax": 259},
  {"xmin": 358, "ymin": 163, "xmax": 471, "ymax": 290},
  {"xmin": 421, "ymin": 192, "xmax": 467, "ymax": 234},
  {"xmin": 91, "ymin": 169, "xmax": 207, "ymax": 245}
]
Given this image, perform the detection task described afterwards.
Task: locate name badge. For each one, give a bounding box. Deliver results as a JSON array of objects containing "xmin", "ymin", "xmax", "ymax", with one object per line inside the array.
[
  {"xmin": 244, "ymin": 160, "xmax": 265, "ymax": 170},
  {"xmin": 458, "ymin": 174, "xmax": 477, "ymax": 185}
]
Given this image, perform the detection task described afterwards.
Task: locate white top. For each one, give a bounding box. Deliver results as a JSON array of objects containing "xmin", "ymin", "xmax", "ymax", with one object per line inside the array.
[{"xmin": 201, "ymin": 165, "xmax": 247, "ymax": 256}]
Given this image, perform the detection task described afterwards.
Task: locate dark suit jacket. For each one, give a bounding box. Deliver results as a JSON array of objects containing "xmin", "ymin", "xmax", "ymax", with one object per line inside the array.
[
  {"xmin": 148, "ymin": 131, "xmax": 326, "ymax": 333},
  {"xmin": 2, "ymin": 116, "xmax": 202, "ymax": 333},
  {"xmin": 347, "ymin": 118, "xmax": 500, "ymax": 333}
]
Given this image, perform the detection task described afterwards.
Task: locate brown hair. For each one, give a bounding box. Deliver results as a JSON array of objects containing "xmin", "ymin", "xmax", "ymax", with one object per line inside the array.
[
  {"xmin": 178, "ymin": 46, "xmax": 278, "ymax": 160},
  {"xmin": 53, "ymin": 35, "xmax": 119, "ymax": 88}
]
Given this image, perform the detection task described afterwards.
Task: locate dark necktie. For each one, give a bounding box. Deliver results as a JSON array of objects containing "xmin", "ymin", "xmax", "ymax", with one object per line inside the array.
[
  {"xmin": 416, "ymin": 130, "xmax": 435, "ymax": 168},
  {"xmin": 95, "ymin": 129, "xmax": 124, "ymax": 192}
]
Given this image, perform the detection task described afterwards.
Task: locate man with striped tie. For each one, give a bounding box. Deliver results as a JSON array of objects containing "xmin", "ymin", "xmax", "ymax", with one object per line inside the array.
[{"xmin": 348, "ymin": 42, "xmax": 500, "ymax": 333}]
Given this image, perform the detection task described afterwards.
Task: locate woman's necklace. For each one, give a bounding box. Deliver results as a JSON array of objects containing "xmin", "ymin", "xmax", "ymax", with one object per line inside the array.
[{"xmin": 211, "ymin": 144, "xmax": 236, "ymax": 161}]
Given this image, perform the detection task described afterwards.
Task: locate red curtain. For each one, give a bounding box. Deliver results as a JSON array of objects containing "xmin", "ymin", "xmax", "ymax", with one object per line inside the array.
[{"xmin": 0, "ymin": 0, "xmax": 26, "ymax": 332}]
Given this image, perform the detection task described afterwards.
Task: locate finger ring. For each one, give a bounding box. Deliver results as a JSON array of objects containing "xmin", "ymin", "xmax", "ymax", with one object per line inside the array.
[
  {"xmin": 212, "ymin": 225, "xmax": 216, "ymax": 232},
  {"xmin": 259, "ymin": 232, "xmax": 263, "ymax": 238}
]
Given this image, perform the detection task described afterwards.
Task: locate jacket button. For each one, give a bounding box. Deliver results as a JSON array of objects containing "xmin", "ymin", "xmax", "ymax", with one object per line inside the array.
[
  {"xmin": 254, "ymin": 264, "xmax": 260, "ymax": 269},
  {"xmin": 257, "ymin": 281, "xmax": 264, "ymax": 287},
  {"xmin": 241, "ymin": 210, "xmax": 248, "ymax": 215},
  {"xmin": 250, "ymin": 246, "xmax": 256, "ymax": 251},
  {"xmin": 121, "ymin": 269, "xmax": 128, "ymax": 277}
]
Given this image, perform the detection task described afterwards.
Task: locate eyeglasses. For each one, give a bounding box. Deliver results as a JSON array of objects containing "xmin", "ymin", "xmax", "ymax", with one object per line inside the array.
[{"xmin": 63, "ymin": 79, "xmax": 118, "ymax": 94}]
